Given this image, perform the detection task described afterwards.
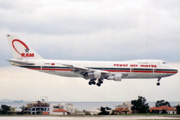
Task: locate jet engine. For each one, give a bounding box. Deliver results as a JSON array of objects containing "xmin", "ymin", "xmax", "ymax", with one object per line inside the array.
[
  {"xmin": 107, "ymin": 74, "xmax": 122, "ymax": 81},
  {"xmin": 87, "ymin": 71, "xmax": 102, "ymax": 79},
  {"xmin": 93, "ymin": 71, "xmax": 102, "ymax": 79}
]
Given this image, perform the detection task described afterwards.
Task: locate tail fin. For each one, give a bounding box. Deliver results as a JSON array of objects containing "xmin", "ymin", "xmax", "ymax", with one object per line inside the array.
[{"xmin": 7, "ymin": 34, "xmax": 43, "ymax": 60}]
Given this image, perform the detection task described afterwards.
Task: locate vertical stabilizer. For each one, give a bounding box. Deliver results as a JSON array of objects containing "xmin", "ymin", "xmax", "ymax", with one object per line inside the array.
[{"xmin": 7, "ymin": 34, "xmax": 43, "ymax": 60}]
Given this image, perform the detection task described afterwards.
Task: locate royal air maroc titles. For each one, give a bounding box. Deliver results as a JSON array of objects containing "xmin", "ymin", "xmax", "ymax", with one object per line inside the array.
[{"xmin": 7, "ymin": 35, "xmax": 178, "ymax": 87}]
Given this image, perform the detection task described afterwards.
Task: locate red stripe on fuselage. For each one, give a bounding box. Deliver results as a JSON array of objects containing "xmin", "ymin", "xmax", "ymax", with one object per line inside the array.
[
  {"xmin": 42, "ymin": 68, "xmax": 72, "ymax": 71},
  {"xmin": 132, "ymin": 70, "xmax": 153, "ymax": 73},
  {"xmin": 27, "ymin": 67, "xmax": 176, "ymax": 74},
  {"xmin": 104, "ymin": 70, "xmax": 130, "ymax": 72},
  {"xmin": 28, "ymin": 68, "xmax": 72, "ymax": 71},
  {"xmin": 28, "ymin": 68, "xmax": 41, "ymax": 70}
]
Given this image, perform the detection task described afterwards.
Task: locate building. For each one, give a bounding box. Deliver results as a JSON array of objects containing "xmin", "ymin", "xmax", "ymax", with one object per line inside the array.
[
  {"xmin": 9, "ymin": 107, "xmax": 17, "ymax": 114},
  {"xmin": 52, "ymin": 108, "xmax": 68, "ymax": 115},
  {"xmin": 74, "ymin": 110, "xmax": 86, "ymax": 115},
  {"xmin": 49, "ymin": 103, "xmax": 75, "ymax": 115},
  {"xmin": 116, "ymin": 102, "xmax": 132, "ymax": 111},
  {"xmin": 150, "ymin": 106, "xmax": 177, "ymax": 114},
  {"xmin": 88, "ymin": 108, "xmax": 101, "ymax": 115},
  {"xmin": 23, "ymin": 101, "xmax": 49, "ymax": 115},
  {"xmin": 114, "ymin": 107, "xmax": 131, "ymax": 114}
]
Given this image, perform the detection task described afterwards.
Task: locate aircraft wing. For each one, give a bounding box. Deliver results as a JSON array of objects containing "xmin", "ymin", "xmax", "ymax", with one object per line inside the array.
[
  {"xmin": 61, "ymin": 63, "xmax": 129, "ymax": 83},
  {"xmin": 62, "ymin": 63, "xmax": 112, "ymax": 78}
]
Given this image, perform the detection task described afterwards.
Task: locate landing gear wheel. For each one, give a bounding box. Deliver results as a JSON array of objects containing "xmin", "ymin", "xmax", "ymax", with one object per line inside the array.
[
  {"xmin": 99, "ymin": 80, "xmax": 103, "ymax": 84},
  {"xmin": 98, "ymin": 79, "xmax": 103, "ymax": 84},
  {"xmin": 88, "ymin": 79, "xmax": 97, "ymax": 86},
  {"xmin": 156, "ymin": 78, "xmax": 161, "ymax": 86},
  {"xmin": 92, "ymin": 81, "xmax": 96, "ymax": 85},
  {"xmin": 88, "ymin": 82, "xmax": 92, "ymax": 85},
  {"xmin": 97, "ymin": 83, "xmax": 101, "ymax": 87}
]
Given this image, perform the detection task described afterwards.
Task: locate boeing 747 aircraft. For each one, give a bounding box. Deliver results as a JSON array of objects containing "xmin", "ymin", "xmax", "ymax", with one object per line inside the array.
[{"xmin": 7, "ymin": 34, "xmax": 178, "ymax": 87}]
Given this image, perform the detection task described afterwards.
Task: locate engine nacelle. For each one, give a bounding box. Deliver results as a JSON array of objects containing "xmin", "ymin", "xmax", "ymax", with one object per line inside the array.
[
  {"xmin": 87, "ymin": 71, "xmax": 102, "ymax": 79},
  {"xmin": 107, "ymin": 74, "xmax": 122, "ymax": 81},
  {"xmin": 114, "ymin": 74, "xmax": 122, "ymax": 81},
  {"xmin": 87, "ymin": 73, "xmax": 94, "ymax": 79},
  {"xmin": 93, "ymin": 71, "xmax": 102, "ymax": 79}
]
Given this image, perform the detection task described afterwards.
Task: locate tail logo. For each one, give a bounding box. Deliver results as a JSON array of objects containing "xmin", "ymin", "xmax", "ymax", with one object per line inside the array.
[{"xmin": 12, "ymin": 39, "xmax": 34, "ymax": 57}]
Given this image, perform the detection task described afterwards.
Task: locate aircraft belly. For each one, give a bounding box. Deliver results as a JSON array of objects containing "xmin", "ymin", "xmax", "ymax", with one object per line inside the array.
[
  {"xmin": 123, "ymin": 73, "xmax": 173, "ymax": 79},
  {"xmin": 40, "ymin": 70, "xmax": 174, "ymax": 79}
]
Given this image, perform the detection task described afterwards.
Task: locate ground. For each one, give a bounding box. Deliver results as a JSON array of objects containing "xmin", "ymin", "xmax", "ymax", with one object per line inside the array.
[{"xmin": 0, "ymin": 115, "xmax": 180, "ymax": 120}]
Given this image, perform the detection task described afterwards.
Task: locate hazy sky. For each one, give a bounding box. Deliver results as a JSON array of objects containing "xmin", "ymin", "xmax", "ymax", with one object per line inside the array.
[{"xmin": 0, "ymin": 0, "xmax": 180, "ymax": 102}]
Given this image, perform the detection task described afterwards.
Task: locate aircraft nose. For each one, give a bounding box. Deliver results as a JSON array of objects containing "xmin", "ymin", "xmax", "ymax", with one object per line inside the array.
[
  {"xmin": 172, "ymin": 68, "xmax": 178, "ymax": 74},
  {"xmin": 169, "ymin": 65, "xmax": 178, "ymax": 75},
  {"xmin": 175, "ymin": 69, "xmax": 178, "ymax": 74}
]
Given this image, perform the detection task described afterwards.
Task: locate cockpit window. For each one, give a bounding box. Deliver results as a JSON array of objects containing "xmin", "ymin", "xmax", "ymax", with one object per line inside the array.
[{"xmin": 163, "ymin": 62, "xmax": 166, "ymax": 64}]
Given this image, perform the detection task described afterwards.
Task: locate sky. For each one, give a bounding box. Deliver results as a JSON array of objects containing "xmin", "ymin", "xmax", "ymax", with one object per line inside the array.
[{"xmin": 0, "ymin": 0, "xmax": 180, "ymax": 102}]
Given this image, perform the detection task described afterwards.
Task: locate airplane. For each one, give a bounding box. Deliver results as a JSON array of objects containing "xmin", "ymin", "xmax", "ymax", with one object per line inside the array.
[{"xmin": 7, "ymin": 34, "xmax": 178, "ymax": 87}]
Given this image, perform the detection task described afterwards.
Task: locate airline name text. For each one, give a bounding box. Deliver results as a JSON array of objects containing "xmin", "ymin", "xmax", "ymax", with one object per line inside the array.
[
  {"xmin": 21, "ymin": 53, "xmax": 34, "ymax": 57},
  {"xmin": 114, "ymin": 64, "xmax": 157, "ymax": 68}
]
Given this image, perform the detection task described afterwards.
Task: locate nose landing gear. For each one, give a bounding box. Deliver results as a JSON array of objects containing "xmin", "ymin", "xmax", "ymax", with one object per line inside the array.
[{"xmin": 157, "ymin": 78, "xmax": 161, "ymax": 86}]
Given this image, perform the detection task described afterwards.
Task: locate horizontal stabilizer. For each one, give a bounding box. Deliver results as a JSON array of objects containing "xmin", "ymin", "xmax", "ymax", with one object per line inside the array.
[{"xmin": 7, "ymin": 59, "xmax": 35, "ymax": 66}]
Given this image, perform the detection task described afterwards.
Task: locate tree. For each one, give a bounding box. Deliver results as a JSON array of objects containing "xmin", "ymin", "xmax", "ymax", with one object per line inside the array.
[
  {"xmin": 0, "ymin": 105, "xmax": 10, "ymax": 114},
  {"xmin": 20, "ymin": 105, "xmax": 29, "ymax": 115},
  {"xmin": 155, "ymin": 100, "xmax": 171, "ymax": 107},
  {"xmin": 151, "ymin": 110, "xmax": 159, "ymax": 114},
  {"xmin": 161, "ymin": 109, "xmax": 167, "ymax": 114},
  {"xmin": 176, "ymin": 105, "xmax": 180, "ymax": 114},
  {"xmin": 98, "ymin": 107, "xmax": 111, "ymax": 115},
  {"xmin": 131, "ymin": 96, "xmax": 149, "ymax": 113}
]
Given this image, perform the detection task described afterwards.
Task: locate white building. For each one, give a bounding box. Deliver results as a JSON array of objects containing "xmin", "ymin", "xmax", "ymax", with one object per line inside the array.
[
  {"xmin": 51, "ymin": 108, "xmax": 68, "ymax": 115},
  {"xmin": 49, "ymin": 103, "xmax": 75, "ymax": 115},
  {"xmin": 150, "ymin": 106, "xmax": 177, "ymax": 114},
  {"xmin": 88, "ymin": 108, "xmax": 101, "ymax": 115},
  {"xmin": 23, "ymin": 101, "xmax": 49, "ymax": 115},
  {"xmin": 116, "ymin": 102, "xmax": 132, "ymax": 111}
]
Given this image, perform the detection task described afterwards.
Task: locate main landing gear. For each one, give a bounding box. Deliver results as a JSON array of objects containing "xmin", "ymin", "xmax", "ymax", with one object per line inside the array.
[
  {"xmin": 88, "ymin": 79, "xmax": 96, "ymax": 85},
  {"xmin": 96, "ymin": 78, "xmax": 103, "ymax": 87},
  {"xmin": 157, "ymin": 78, "xmax": 161, "ymax": 86},
  {"xmin": 88, "ymin": 78, "xmax": 103, "ymax": 87}
]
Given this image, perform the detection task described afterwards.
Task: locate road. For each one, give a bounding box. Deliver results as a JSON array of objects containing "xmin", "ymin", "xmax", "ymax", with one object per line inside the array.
[{"xmin": 0, "ymin": 115, "xmax": 180, "ymax": 120}]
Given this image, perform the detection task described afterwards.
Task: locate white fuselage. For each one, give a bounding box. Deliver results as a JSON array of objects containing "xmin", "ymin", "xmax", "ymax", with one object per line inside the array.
[
  {"xmin": 7, "ymin": 34, "xmax": 178, "ymax": 86},
  {"xmin": 16, "ymin": 59, "xmax": 178, "ymax": 80}
]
